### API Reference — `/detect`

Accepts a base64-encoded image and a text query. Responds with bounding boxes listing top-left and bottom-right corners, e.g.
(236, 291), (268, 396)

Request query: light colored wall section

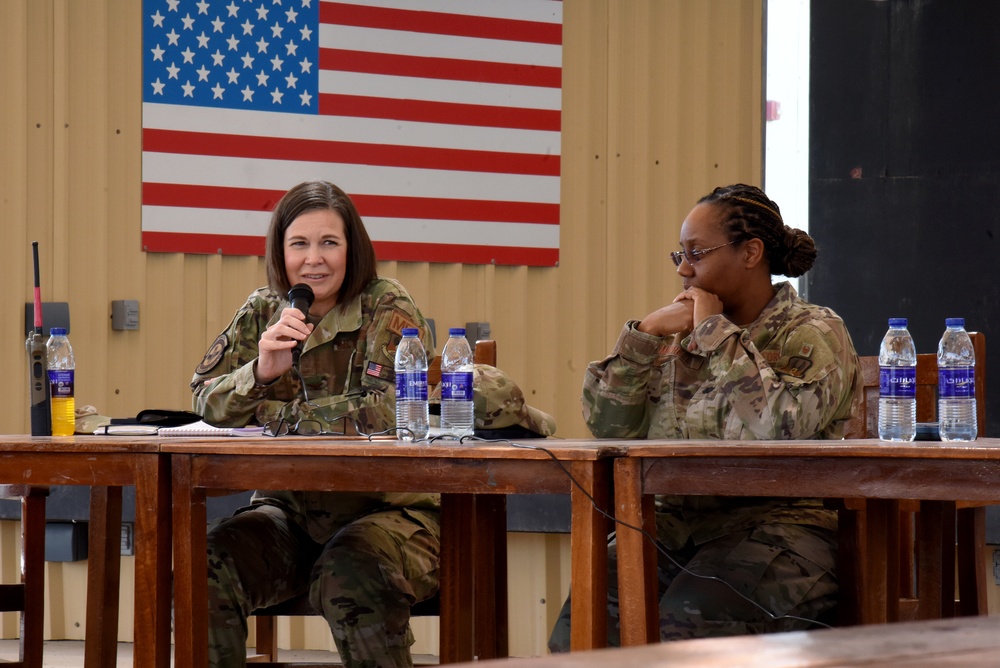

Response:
(0, 0), (763, 657)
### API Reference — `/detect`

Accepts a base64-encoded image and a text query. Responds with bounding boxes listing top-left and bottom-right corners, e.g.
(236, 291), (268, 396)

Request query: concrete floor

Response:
(0, 641), (440, 666)
(0, 641), (356, 667)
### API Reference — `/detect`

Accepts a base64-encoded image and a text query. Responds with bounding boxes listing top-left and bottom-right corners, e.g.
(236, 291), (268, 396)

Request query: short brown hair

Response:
(264, 181), (378, 305)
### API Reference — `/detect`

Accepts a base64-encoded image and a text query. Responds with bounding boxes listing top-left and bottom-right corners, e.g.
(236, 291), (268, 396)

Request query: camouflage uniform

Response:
(549, 282), (862, 650)
(191, 277), (440, 668)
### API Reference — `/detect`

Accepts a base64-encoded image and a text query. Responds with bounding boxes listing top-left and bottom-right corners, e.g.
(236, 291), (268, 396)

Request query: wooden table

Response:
(613, 438), (1000, 646)
(165, 437), (623, 665)
(0, 436), (171, 668)
(443, 615), (1000, 667)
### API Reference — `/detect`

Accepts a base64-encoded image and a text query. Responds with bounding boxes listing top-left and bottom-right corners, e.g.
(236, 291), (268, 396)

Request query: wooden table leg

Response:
(172, 455), (208, 667)
(917, 500), (956, 619)
(615, 458), (656, 646)
(84, 486), (122, 668)
(132, 454), (172, 668)
(864, 498), (898, 624)
(570, 459), (611, 651)
(957, 505), (988, 616)
(473, 495), (508, 660)
(19, 487), (46, 668)
(439, 493), (475, 663)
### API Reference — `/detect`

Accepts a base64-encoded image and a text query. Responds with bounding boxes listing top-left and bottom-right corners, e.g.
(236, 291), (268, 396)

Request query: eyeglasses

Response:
(263, 416), (355, 437)
(669, 240), (739, 267)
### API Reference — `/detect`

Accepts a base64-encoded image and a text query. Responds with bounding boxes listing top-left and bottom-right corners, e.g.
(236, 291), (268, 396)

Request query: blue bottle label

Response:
(47, 369), (75, 398)
(441, 371), (474, 401)
(395, 371), (428, 401)
(879, 367), (916, 398)
(938, 367), (975, 399)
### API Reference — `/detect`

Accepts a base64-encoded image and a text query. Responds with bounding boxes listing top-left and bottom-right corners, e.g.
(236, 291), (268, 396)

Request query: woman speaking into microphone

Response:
(189, 180), (438, 668)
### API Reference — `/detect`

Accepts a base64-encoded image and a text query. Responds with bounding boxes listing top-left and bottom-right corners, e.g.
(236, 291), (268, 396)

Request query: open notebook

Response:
(95, 420), (263, 437)
(158, 420), (264, 437)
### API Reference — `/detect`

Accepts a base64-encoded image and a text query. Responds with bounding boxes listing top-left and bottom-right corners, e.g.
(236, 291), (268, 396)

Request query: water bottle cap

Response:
(449, 327), (466, 336)
(50, 327), (67, 336)
(945, 318), (965, 328)
(402, 328), (419, 337)
(887, 318), (907, 328)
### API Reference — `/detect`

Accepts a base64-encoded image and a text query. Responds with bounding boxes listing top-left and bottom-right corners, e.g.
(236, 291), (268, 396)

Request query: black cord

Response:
(457, 434), (834, 632)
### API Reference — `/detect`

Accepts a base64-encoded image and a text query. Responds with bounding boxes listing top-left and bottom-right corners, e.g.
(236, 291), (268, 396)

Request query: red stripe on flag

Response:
(373, 241), (559, 267)
(141, 232), (558, 266)
(141, 231), (266, 256)
(320, 48), (561, 88)
(142, 129), (560, 176)
(319, 93), (560, 132)
(142, 182), (285, 212)
(322, 2), (562, 45)
(353, 194), (559, 225)
(142, 184), (560, 225)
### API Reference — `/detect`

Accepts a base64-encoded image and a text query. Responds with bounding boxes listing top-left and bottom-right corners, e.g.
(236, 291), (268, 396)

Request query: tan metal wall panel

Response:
(0, 0), (31, 438)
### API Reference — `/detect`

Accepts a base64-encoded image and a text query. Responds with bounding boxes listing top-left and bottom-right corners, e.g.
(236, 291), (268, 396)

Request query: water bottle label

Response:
(47, 369), (75, 398)
(938, 367), (975, 398)
(441, 371), (474, 401)
(879, 367), (915, 398)
(395, 371), (428, 401)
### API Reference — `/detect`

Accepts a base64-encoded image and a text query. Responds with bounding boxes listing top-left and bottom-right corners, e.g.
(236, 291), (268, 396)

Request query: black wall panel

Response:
(808, 0), (1000, 438)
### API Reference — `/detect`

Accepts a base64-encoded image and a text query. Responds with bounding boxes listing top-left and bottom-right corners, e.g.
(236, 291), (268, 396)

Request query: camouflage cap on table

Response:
(430, 364), (556, 436)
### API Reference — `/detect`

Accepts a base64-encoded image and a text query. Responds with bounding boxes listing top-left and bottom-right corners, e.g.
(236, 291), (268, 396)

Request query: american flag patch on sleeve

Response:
(366, 362), (388, 379)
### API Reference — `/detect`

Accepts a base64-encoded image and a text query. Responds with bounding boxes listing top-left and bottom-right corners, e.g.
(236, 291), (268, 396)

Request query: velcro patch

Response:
(366, 361), (392, 380)
(781, 356), (813, 378)
(195, 334), (228, 374)
(761, 350), (781, 364)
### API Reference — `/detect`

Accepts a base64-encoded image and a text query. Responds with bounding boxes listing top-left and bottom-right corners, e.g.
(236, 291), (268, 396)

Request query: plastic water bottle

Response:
(46, 327), (76, 437)
(937, 318), (977, 441)
(440, 328), (475, 437)
(394, 328), (429, 441)
(878, 318), (916, 442)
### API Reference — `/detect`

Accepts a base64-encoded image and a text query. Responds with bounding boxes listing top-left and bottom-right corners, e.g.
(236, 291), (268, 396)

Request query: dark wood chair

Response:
(839, 332), (987, 625)
(0, 485), (48, 668)
(247, 340), (501, 666)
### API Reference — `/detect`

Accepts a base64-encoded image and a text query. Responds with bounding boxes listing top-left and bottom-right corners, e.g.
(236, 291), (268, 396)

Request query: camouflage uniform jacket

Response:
(583, 282), (861, 548)
(190, 277), (439, 543)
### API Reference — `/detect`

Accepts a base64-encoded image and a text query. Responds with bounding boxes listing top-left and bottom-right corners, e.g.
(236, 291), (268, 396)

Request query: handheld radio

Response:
(26, 241), (51, 436)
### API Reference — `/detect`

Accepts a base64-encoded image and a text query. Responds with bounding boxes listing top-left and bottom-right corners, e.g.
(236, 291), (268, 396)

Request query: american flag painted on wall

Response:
(141, 0), (562, 266)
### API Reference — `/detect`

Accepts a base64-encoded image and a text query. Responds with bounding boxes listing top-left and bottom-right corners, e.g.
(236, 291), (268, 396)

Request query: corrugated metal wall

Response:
(0, 0), (763, 654)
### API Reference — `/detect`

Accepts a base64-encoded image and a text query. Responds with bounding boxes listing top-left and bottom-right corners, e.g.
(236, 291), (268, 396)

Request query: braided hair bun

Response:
(697, 184), (817, 277)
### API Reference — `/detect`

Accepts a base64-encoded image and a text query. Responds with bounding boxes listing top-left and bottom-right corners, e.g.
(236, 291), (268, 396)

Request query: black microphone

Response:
(287, 283), (314, 367)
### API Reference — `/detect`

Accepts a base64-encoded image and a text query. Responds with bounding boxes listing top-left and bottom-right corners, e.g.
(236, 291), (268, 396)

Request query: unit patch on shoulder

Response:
(798, 343), (815, 357)
(366, 361), (392, 380)
(195, 334), (228, 374)
(385, 310), (417, 338)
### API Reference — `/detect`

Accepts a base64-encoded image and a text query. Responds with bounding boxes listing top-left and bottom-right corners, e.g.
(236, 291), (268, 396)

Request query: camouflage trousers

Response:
(207, 504), (440, 668)
(548, 523), (838, 651)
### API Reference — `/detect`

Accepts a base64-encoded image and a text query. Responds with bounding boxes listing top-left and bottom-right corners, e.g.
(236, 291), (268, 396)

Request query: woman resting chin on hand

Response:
(549, 183), (863, 650)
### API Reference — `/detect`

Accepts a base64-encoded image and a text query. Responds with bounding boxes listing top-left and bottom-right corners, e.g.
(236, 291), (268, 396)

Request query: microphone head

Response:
(287, 283), (315, 311)
(287, 283), (314, 367)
